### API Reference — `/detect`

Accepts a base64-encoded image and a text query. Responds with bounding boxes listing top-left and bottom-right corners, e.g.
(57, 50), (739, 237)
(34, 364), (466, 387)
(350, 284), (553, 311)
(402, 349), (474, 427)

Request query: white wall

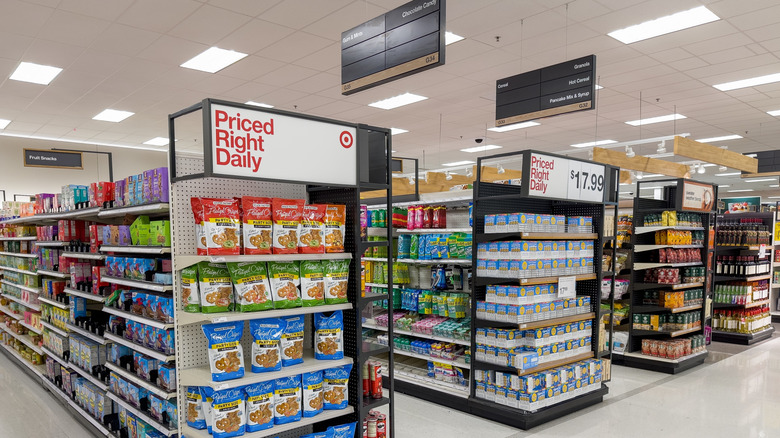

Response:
(0, 136), (168, 201)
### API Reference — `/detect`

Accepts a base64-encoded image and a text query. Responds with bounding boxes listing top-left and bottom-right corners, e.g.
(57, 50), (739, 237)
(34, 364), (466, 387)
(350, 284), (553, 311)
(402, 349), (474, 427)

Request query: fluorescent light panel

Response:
(368, 93), (428, 110)
(10, 62), (63, 85)
(608, 6), (719, 44)
(625, 113), (686, 126)
(715, 172), (741, 177)
(744, 178), (777, 183)
(442, 160), (475, 167)
(0, 119), (10, 129)
(390, 128), (408, 135)
(640, 186), (664, 190)
(595, 85), (603, 90)
(245, 101), (274, 108)
(714, 72), (780, 91)
(570, 139), (617, 148)
(445, 32), (464, 45)
(181, 47), (248, 73)
(695, 135), (742, 142)
(92, 109), (134, 123)
(460, 145), (502, 153)
(143, 137), (169, 146)
(487, 121), (540, 132)
(767, 110), (780, 117)
(0, 132), (165, 152)
(727, 189), (754, 192)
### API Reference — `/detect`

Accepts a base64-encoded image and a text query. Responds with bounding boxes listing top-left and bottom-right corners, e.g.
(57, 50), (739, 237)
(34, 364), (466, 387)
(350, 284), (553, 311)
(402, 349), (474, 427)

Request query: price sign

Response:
(759, 244), (767, 258)
(527, 153), (605, 202)
(568, 160), (605, 202)
(558, 276), (576, 299)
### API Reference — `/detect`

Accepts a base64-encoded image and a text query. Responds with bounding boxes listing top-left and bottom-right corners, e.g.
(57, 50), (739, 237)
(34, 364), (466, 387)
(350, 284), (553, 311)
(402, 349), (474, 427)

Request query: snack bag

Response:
(323, 363), (352, 410)
(242, 196), (272, 255)
(203, 198), (241, 255)
(211, 387), (246, 438)
(323, 259), (350, 304)
(280, 315), (304, 367)
(273, 375), (302, 425)
(198, 262), (234, 313)
(302, 370), (324, 418)
(314, 311), (344, 360)
(249, 318), (285, 373)
(227, 261), (273, 312)
(268, 261), (302, 309)
(324, 205), (346, 253)
(185, 386), (206, 429)
(302, 431), (334, 438)
(202, 321), (244, 381)
(181, 264), (201, 313)
(299, 204), (326, 254)
(328, 423), (357, 438)
(202, 386), (215, 434)
(299, 260), (325, 307)
(271, 198), (304, 254)
(191, 198), (207, 255)
(245, 381), (274, 432)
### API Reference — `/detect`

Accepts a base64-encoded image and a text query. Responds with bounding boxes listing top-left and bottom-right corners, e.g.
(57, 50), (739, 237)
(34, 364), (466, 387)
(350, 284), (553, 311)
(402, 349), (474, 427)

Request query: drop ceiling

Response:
(1, 0), (779, 198)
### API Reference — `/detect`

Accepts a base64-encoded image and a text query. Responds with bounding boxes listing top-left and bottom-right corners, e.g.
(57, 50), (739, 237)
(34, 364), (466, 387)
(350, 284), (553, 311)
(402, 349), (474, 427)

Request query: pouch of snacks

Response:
(185, 386), (206, 429)
(198, 262), (234, 313)
(299, 260), (325, 307)
(181, 264), (201, 313)
(202, 386), (215, 434)
(302, 370), (324, 418)
(249, 318), (285, 373)
(328, 423), (357, 438)
(272, 198), (304, 254)
(302, 431), (333, 438)
(245, 381), (274, 432)
(191, 198), (207, 255)
(323, 259), (350, 304)
(202, 321), (245, 381)
(227, 261), (273, 312)
(314, 311), (344, 360)
(323, 363), (352, 410)
(202, 198), (241, 255)
(268, 261), (302, 309)
(211, 387), (246, 438)
(242, 197), (272, 255)
(324, 205), (346, 253)
(273, 375), (302, 425)
(299, 204), (326, 254)
(280, 315), (304, 367)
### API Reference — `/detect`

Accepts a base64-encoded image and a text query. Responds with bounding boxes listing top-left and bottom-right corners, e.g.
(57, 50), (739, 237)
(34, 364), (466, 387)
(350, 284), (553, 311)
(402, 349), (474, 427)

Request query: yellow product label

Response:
(306, 383), (323, 390)
(203, 277), (231, 284)
(304, 274), (324, 280)
(283, 331), (304, 338)
(255, 340), (279, 346)
(214, 400), (240, 410)
(247, 220), (271, 226)
(212, 341), (239, 350)
(236, 275), (266, 284)
(209, 218), (240, 224)
(277, 220), (298, 226)
(248, 394), (271, 402)
(328, 379), (348, 385)
(276, 388), (297, 396)
(274, 273), (298, 281)
(318, 329), (341, 335)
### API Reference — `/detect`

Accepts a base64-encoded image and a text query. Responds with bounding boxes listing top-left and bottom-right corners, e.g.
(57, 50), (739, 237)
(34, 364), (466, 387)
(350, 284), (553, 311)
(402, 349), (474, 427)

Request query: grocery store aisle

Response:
(0, 351), (93, 438)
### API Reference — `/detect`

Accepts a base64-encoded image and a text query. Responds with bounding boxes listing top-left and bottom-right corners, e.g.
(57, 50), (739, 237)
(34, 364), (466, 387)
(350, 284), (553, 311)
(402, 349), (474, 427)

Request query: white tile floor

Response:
(0, 336), (778, 438)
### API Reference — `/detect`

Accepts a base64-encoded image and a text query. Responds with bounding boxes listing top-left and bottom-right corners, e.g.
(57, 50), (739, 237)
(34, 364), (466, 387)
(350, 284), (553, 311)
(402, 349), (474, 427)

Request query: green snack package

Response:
(226, 261), (273, 312)
(299, 260), (325, 307)
(268, 261), (303, 309)
(197, 261), (233, 313)
(323, 259), (350, 304)
(409, 235), (419, 260)
(181, 264), (201, 313)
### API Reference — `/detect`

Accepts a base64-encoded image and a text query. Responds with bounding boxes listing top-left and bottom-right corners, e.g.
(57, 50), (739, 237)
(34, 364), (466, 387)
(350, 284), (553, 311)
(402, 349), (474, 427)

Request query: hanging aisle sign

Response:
(24, 149), (83, 169)
(524, 152), (605, 202)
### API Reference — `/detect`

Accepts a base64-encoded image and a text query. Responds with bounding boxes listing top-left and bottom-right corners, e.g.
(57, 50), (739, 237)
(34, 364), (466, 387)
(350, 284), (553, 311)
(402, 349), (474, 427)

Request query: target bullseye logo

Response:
(340, 131), (353, 148)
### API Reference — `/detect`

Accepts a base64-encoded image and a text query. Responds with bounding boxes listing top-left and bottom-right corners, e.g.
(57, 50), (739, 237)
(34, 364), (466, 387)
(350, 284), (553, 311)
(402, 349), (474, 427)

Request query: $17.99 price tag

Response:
(567, 160), (605, 202)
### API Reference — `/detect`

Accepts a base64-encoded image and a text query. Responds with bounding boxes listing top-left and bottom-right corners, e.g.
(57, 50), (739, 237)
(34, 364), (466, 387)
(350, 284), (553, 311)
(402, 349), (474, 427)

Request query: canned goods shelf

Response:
(632, 304), (703, 314)
(0, 340), (45, 379)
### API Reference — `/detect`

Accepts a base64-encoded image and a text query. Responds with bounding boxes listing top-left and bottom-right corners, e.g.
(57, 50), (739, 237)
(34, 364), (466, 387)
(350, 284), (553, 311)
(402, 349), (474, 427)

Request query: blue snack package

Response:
(202, 321), (245, 381)
(314, 311), (344, 360)
(185, 386), (206, 429)
(211, 387), (246, 438)
(202, 386), (215, 434)
(245, 381), (274, 432)
(323, 363), (352, 410)
(273, 375), (302, 424)
(249, 318), (285, 373)
(302, 370), (324, 418)
(328, 422), (357, 438)
(301, 431), (334, 438)
(281, 315), (304, 367)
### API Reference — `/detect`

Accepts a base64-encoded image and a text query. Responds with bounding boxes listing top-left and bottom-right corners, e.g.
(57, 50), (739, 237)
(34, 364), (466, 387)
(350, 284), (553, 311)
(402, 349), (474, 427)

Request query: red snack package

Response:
(242, 196), (273, 255)
(272, 198), (304, 254)
(432, 205), (447, 228)
(422, 206), (432, 228)
(202, 198), (241, 255)
(299, 204), (326, 254)
(191, 198), (207, 255)
(324, 205), (346, 253)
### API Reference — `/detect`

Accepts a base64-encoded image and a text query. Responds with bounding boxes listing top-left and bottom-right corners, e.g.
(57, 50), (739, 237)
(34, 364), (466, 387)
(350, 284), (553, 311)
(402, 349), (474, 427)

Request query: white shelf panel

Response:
(98, 203), (170, 218)
(623, 350), (707, 364)
(180, 354), (353, 390)
(35, 240), (67, 247)
(1, 279), (41, 294)
(104, 332), (175, 362)
(634, 262), (703, 270)
(40, 376), (112, 436)
(19, 321), (42, 335)
(65, 323), (107, 344)
(36, 296), (65, 310)
(182, 406), (355, 438)
(102, 306), (173, 329)
(3, 293), (41, 311)
(633, 244), (704, 253)
(365, 282), (404, 288)
(397, 258), (472, 265)
(0, 251), (37, 258)
(362, 257), (392, 262)
(391, 348), (470, 369)
(367, 191), (473, 209)
(393, 371), (469, 398)
(0, 305), (24, 320)
(396, 228), (472, 234)
(100, 245), (171, 255)
(104, 362), (176, 400)
(37, 269), (69, 278)
(177, 303), (353, 326)
(175, 252), (352, 270)
(0, 265), (38, 276)
(635, 226), (705, 235)
(362, 321), (471, 347)
(41, 346), (69, 367)
(61, 252), (105, 260)
(40, 321), (69, 337)
(103, 276), (172, 292)
(106, 391), (177, 436)
(65, 288), (107, 303)
(0, 323), (44, 355)
(0, 341), (45, 379)
(69, 361), (108, 391)
(0, 236), (37, 241)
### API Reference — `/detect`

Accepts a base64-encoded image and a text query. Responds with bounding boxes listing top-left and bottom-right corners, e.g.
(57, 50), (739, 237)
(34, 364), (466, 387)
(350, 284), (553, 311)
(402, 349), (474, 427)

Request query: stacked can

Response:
(363, 360), (383, 399)
(363, 410), (387, 438)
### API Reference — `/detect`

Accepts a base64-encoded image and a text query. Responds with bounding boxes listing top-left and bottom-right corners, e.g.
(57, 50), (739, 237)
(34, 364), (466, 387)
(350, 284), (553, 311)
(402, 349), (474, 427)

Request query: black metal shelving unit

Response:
(622, 178), (716, 374)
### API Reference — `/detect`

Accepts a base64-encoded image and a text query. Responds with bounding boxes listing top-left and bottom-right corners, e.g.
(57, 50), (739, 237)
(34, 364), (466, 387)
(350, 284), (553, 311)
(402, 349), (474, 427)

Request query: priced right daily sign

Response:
(527, 152), (606, 202)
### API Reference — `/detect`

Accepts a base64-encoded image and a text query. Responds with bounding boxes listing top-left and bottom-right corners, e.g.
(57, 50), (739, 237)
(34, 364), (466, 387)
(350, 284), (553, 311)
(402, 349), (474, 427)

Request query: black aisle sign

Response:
(495, 55), (596, 127)
(24, 149), (83, 169)
(341, 0), (446, 95)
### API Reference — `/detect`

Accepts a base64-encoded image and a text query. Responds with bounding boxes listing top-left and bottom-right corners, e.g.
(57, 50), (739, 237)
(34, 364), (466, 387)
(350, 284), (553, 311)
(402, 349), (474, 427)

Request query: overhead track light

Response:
(625, 146), (635, 158)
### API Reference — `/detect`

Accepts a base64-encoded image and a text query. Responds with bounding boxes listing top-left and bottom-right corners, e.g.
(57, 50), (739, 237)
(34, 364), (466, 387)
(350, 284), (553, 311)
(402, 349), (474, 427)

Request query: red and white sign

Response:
(681, 181), (715, 212)
(210, 103), (357, 185)
(527, 153), (605, 202)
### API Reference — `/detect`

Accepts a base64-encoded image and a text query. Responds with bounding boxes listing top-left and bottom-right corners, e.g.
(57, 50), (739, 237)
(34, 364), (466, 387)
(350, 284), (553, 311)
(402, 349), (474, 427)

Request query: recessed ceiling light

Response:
(767, 110), (780, 117)
(181, 47), (248, 73)
(715, 172), (741, 177)
(608, 6), (720, 44)
(625, 113), (686, 126)
(746, 154), (757, 158)
(744, 178), (777, 183)
(390, 128), (408, 135)
(245, 101), (274, 108)
(93, 109), (134, 123)
(718, 185), (730, 188)
(442, 160), (475, 167)
(769, 196), (780, 199)
(368, 93), (428, 110)
(460, 144), (502, 153)
(487, 121), (540, 132)
(727, 189), (754, 193)
(695, 135), (743, 142)
(9, 61), (63, 85)
(0, 119), (10, 129)
(714, 73), (780, 91)
(570, 139), (617, 148)
(643, 174), (665, 178)
(445, 32), (464, 45)
(770, 184), (779, 188)
(0, 132), (165, 152)
(143, 137), (169, 146)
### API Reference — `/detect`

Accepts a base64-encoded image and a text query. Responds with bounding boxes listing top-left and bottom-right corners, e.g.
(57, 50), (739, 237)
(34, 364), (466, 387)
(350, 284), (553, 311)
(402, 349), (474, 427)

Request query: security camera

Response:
(475, 138), (483, 144)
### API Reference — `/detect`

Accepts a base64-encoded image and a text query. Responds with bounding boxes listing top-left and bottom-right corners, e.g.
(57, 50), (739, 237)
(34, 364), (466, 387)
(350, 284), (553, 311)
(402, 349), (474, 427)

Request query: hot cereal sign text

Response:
(210, 103), (357, 185)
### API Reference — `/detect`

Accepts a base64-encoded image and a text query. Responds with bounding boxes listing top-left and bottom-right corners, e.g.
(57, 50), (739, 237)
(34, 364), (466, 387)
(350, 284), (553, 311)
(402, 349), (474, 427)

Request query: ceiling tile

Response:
(37, 8), (111, 47)
(217, 55), (285, 81)
(216, 18), (295, 56)
(255, 31), (331, 64)
(90, 23), (161, 57)
(56, 0), (134, 21)
(0, 31), (35, 60)
(259, 0), (353, 30)
(0, 0), (54, 37)
(169, 4), (251, 45)
(304, 2), (386, 40)
(117, 0), (201, 33)
(206, 0), (282, 17)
